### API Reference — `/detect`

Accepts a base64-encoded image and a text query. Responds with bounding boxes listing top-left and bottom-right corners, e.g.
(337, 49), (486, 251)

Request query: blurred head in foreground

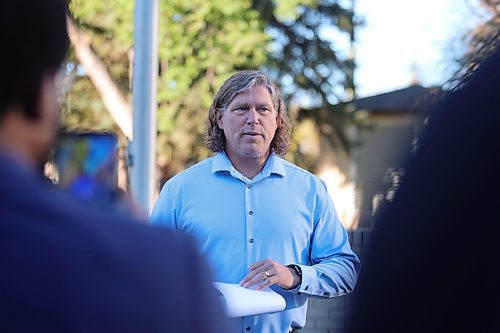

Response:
(348, 47), (500, 333)
(0, 0), (69, 168)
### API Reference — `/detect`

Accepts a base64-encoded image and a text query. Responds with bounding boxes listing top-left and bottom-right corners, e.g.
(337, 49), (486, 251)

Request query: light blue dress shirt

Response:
(150, 152), (360, 333)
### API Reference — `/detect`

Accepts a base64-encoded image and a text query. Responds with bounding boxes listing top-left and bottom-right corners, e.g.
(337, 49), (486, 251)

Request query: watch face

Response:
(288, 264), (302, 277)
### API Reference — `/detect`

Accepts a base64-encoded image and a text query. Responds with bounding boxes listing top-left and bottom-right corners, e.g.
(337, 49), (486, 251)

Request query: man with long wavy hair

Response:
(151, 70), (360, 333)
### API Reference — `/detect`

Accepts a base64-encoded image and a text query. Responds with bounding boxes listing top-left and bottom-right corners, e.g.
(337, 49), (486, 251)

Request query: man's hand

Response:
(239, 259), (301, 290)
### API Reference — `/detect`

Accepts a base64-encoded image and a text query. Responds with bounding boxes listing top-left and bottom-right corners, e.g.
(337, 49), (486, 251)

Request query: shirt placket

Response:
(245, 181), (255, 260)
(243, 180), (255, 332)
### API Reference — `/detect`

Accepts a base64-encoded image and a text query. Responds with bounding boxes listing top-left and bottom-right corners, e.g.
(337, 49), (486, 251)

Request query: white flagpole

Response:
(130, 0), (159, 214)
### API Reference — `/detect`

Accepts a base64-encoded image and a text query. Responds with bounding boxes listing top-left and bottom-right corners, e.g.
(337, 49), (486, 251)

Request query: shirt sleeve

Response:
(291, 181), (361, 298)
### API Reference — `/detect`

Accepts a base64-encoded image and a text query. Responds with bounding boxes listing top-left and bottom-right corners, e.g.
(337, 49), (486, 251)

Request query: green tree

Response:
(253, 0), (355, 104)
(450, 0), (499, 88)
(253, 0), (357, 170)
(155, 0), (268, 177)
(67, 0), (268, 180)
(65, 0), (356, 182)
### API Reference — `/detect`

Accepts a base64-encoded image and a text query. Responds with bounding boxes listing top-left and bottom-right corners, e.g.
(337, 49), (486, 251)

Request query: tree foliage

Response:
(253, 0), (355, 105)
(450, 0), (499, 88)
(65, 0), (356, 181)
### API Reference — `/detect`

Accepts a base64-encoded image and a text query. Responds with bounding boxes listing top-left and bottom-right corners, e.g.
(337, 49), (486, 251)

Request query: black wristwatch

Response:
(287, 264), (302, 286)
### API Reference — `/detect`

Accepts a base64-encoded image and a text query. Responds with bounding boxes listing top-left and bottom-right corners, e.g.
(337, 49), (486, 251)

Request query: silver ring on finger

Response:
(264, 271), (271, 278)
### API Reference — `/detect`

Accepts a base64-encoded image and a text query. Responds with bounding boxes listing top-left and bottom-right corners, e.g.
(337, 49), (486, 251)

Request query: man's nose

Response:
(246, 108), (260, 125)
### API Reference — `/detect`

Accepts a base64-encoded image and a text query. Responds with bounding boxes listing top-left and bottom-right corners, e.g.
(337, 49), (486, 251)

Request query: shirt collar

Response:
(212, 152), (233, 173)
(212, 151), (286, 178)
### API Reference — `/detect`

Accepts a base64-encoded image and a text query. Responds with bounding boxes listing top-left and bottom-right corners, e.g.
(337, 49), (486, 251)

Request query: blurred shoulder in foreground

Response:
(0, 0), (228, 332)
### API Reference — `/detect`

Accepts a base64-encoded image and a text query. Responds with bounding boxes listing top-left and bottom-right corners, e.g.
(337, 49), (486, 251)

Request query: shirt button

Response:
(249, 238), (254, 243)
(247, 184), (252, 188)
(246, 327), (251, 331)
(249, 210), (253, 215)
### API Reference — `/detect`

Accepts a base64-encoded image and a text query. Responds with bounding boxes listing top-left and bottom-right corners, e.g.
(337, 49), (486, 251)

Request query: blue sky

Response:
(353, 0), (485, 97)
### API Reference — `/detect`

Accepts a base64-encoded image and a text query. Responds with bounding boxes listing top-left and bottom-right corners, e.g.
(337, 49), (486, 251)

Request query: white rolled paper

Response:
(213, 282), (286, 318)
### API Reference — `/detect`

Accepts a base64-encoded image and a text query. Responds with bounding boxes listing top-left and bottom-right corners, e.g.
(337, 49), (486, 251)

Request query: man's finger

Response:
(239, 267), (264, 285)
(256, 276), (277, 290)
(241, 261), (271, 284)
(241, 271), (269, 288)
(249, 260), (267, 271)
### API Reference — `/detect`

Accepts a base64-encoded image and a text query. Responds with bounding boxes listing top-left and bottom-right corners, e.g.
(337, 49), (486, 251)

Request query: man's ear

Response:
(216, 109), (223, 129)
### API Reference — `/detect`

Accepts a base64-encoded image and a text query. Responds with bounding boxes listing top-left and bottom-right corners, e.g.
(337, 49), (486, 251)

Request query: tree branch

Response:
(67, 17), (133, 139)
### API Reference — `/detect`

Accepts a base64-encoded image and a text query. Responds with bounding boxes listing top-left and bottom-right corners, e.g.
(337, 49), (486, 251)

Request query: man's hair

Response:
(205, 70), (292, 156)
(0, 0), (69, 119)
